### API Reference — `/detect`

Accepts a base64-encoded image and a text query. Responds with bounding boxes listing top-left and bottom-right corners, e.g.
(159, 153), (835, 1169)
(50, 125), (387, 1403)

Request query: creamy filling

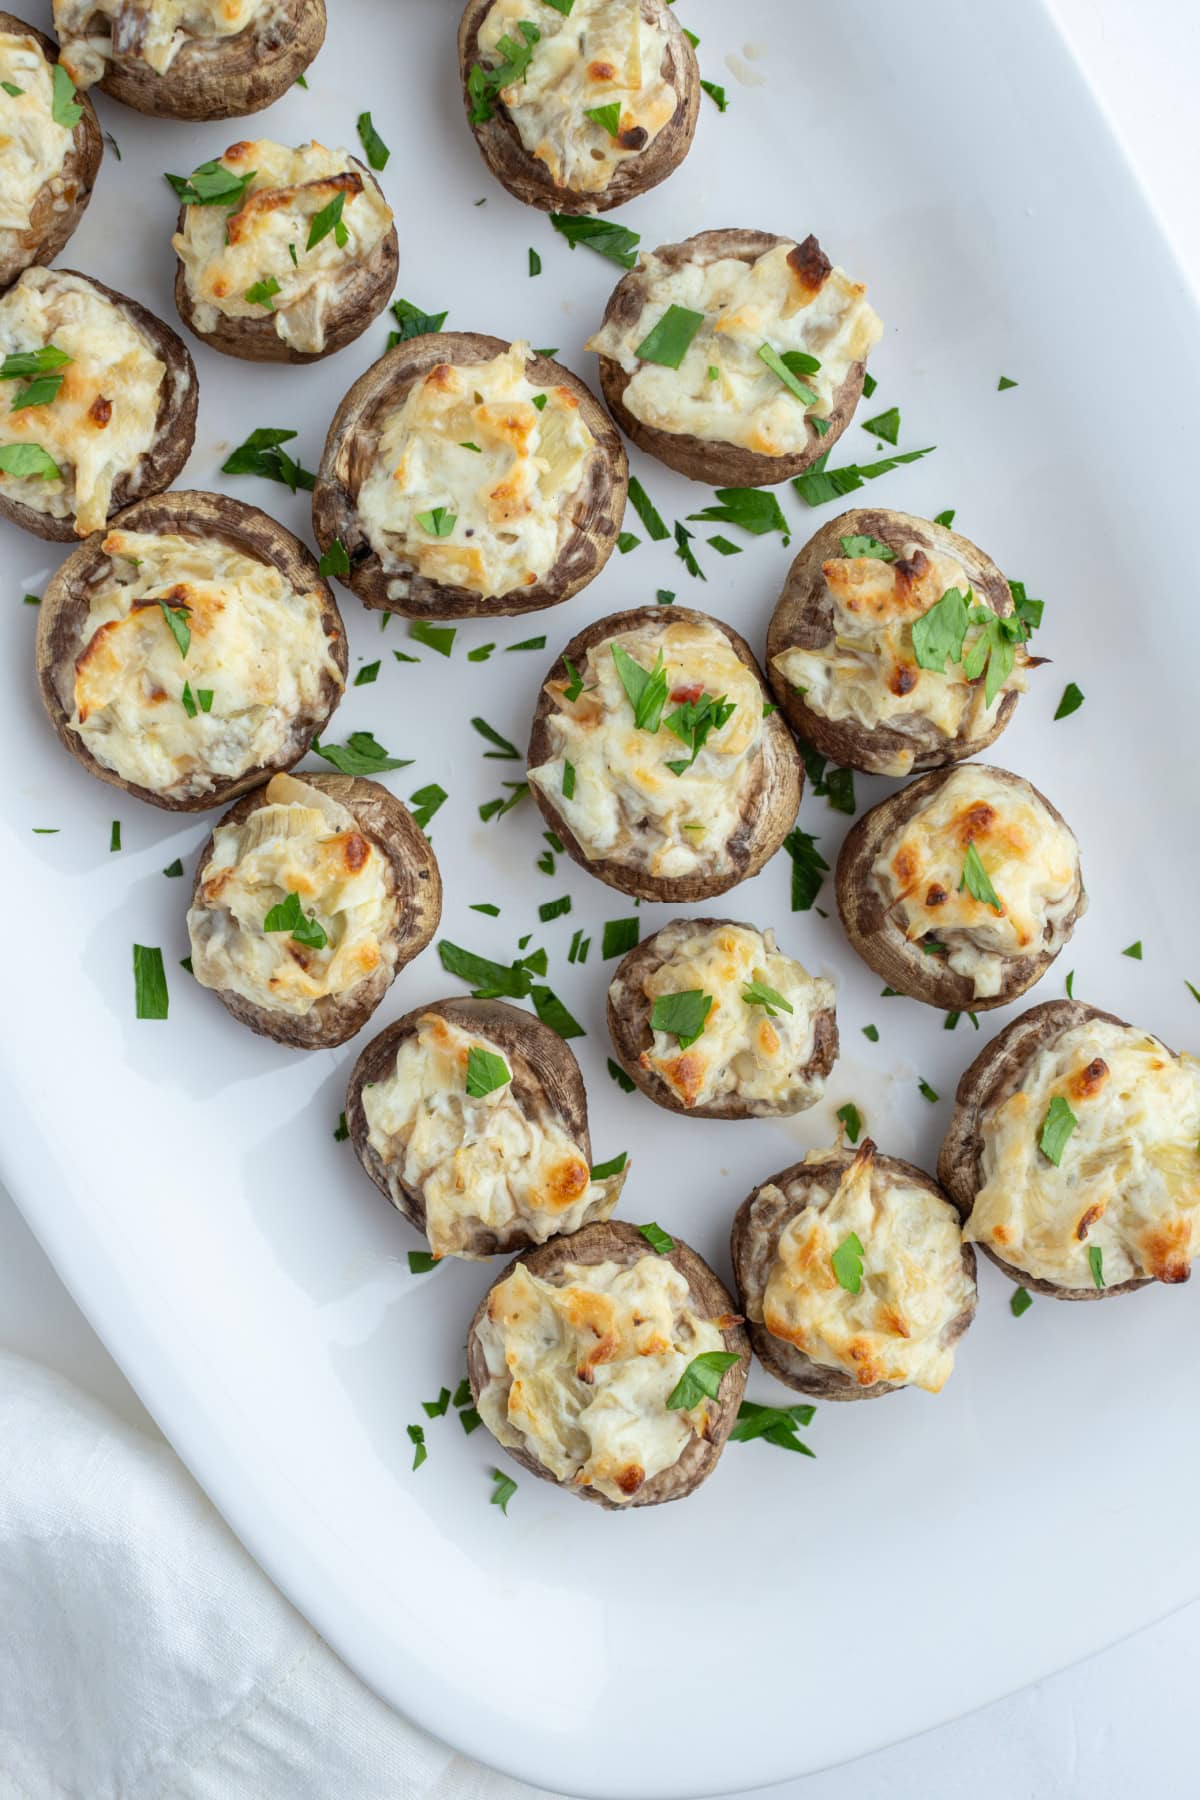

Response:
(0, 33), (74, 240)
(54, 0), (278, 87)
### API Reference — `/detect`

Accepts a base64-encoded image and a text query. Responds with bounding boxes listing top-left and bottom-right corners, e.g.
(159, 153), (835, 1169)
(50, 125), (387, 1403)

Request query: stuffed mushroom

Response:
(939, 1000), (1200, 1300)
(607, 918), (838, 1119)
(0, 14), (102, 294)
(0, 266), (196, 541)
(457, 0), (700, 216)
(311, 332), (627, 621)
(187, 771), (441, 1050)
(467, 1219), (749, 1508)
(527, 606), (803, 903)
(36, 490), (347, 811)
(171, 139), (397, 363)
(52, 0), (325, 120)
(767, 508), (1038, 776)
(346, 997), (626, 1259)
(731, 1142), (977, 1400)
(835, 764), (1085, 1011)
(587, 229), (883, 487)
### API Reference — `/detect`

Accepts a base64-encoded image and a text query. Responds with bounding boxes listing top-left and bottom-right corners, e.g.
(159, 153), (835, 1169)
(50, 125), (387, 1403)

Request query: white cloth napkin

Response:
(0, 1352), (560, 1800)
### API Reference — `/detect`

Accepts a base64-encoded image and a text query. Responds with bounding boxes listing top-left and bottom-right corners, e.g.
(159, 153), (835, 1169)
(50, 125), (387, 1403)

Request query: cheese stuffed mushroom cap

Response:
(52, 0), (326, 120)
(527, 605), (803, 904)
(939, 1000), (1200, 1300)
(36, 491), (348, 812)
(346, 997), (627, 1260)
(187, 771), (442, 1050)
(311, 332), (627, 621)
(0, 14), (103, 294)
(606, 917), (839, 1119)
(731, 1142), (977, 1400)
(457, 0), (700, 216)
(588, 229), (883, 487)
(0, 266), (196, 542)
(467, 1218), (749, 1508)
(767, 508), (1039, 777)
(835, 763), (1086, 1011)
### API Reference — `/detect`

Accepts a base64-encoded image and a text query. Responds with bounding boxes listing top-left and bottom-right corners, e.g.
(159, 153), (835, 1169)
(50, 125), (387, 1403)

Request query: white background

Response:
(3, 1), (1199, 1795)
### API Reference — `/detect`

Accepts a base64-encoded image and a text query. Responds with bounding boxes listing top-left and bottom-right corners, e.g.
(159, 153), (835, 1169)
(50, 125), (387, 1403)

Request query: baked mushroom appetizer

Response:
(52, 0), (325, 120)
(467, 1219), (749, 1508)
(767, 508), (1038, 776)
(587, 230), (883, 486)
(939, 1000), (1200, 1300)
(527, 606), (802, 903)
(0, 266), (196, 541)
(187, 772), (441, 1050)
(836, 764), (1085, 1010)
(171, 139), (397, 363)
(457, 0), (700, 216)
(346, 998), (626, 1259)
(606, 918), (838, 1118)
(0, 14), (102, 293)
(731, 1142), (977, 1400)
(36, 491), (347, 811)
(312, 333), (627, 621)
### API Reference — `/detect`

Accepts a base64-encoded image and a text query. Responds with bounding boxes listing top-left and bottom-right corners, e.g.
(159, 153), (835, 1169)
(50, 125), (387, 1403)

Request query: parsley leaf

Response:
(388, 296), (448, 344)
(466, 1045), (511, 1098)
(635, 304), (705, 368)
(666, 1351), (740, 1411)
(1055, 682), (1085, 720)
(861, 405), (900, 444)
(783, 827), (828, 911)
(489, 1468), (517, 1513)
(831, 1233), (864, 1294)
(601, 918), (639, 959)
(1039, 1094), (1078, 1165)
(836, 1102), (862, 1144)
(743, 981), (793, 1015)
(306, 189), (347, 251)
(793, 445), (935, 507)
(471, 716), (521, 759)
(688, 487), (790, 540)
(468, 22), (541, 122)
(960, 841), (1003, 913)
(1088, 1245), (1104, 1289)
(911, 587), (970, 671)
(222, 427), (315, 491)
(638, 1222), (674, 1254)
(549, 213), (640, 268)
(356, 111), (390, 170)
(165, 159), (255, 209)
(262, 890), (327, 948)
(608, 1057), (636, 1093)
(649, 989), (712, 1049)
(839, 533), (896, 561)
(133, 945), (169, 1020)
(627, 475), (669, 541)
(1011, 1286), (1033, 1317)
(611, 643), (669, 732)
(310, 730), (411, 776)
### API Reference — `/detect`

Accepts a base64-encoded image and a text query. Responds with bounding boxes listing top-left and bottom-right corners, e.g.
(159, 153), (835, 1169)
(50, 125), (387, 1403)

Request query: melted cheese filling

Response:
(772, 545), (1029, 776)
(476, 1255), (726, 1503)
(0, 268), (166, 536)
(477, 0), (677, 197)
(967, 1020), (1200, 1289)
(528, 618), (765, 880)
(587, 241), (883, 455)
(173, 140), (393, 357)
(756, 1148), (974, 1392)
(362, 1012), (621, 1260)
(0, 33), (73, 238)
(188, 774), (396, 1016)
(874, 766), (1081, 999)
(70, 527), (343, 798)
(54, 0), (276, 87)
(356, 342), (596, 602)
(637, 922), (835, 1111)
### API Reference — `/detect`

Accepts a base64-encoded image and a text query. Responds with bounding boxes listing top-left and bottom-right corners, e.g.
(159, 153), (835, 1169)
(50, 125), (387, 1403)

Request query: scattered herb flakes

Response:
(133, 945), (169, 1020)
(1054, 682), (1085, 720)
(470, 902), (500, 916)
(307, 189), (348, 251)
(783, 827), (828, 911)
(673, 520), (705, 580)
(528, 246), (542, 277)
(822, 767), (856, 815)
(831, 1232), (864, 1295)
(439, 939), (532, 999)
(638, 1222), (675, 1254)
(731, 1400), (815, 1456)
(506, 635), (546, 652)
(109, 821), (121, 853)
(933, 508), (956, 527)
(1039, 1094), (1078, 1165)
(617, 531), (641, 554)
(354, 661), (380, 686)
(311, 730), (411, 776)
(538, 894), (571, 922)
(607, 1057), (636, 1093)
(627, 475), (670, 541)
(862, 372), (878, 398)
(1122, 940), (1144, 960)
(479, 780), (528, 822)
(960, 840), (1003, 912)
(407, 1423), (427, 1471)
(162, 858), (184, 878)
(562, 760), (576, 800)
(318, 536), (350, 578)
(408, 783), (447, 830)
(1088, 1244), (1105, 1289)
(422, 1387), (452, 1419)
(333, 1111), (349, 1142)
(861, 406), (900, 445)
(471, 715), (521, 759)
(794, 445), (935, 507)
(221, 426), (315, 492)
(917, 1077), (939, 1103)
(743, 981), (793, 1016)
(839, 533), (896, 561)
(467, 643), (494, 662)
(708, 535), (741, 555)
(590, 1151), (628, 1180)
(836, 1101), (862, 1144)
(549, 212), (640, 268)
(1011, 1286), (1033, 1317)
(758, 341), (818, 404)
(263, 890), (327, 949)
(459, 1406), (482, 1435)
(656, 588), (676, 605)
(689, 486), (790, 540)
(998, 375), (1019, 391)
(1186, 980), (1200, 1005)
(700, 77), (728, 111)
(602, 917), (640, 959)
(409, 620), (455, 657)
(1065, 970), (1076, 999)
(389, 297), (449, 344)
(408, 1250), (439, 1273)
(666, 1351), (741, 1411)
(530, 984), (584, 1039)
(489, 1468), (517, 1513)
(356, 111), (390, 169)
(862, 1024), (880, 1042)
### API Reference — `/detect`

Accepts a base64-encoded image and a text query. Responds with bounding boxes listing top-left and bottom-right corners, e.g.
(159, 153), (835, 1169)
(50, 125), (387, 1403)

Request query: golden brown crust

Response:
(605, 916), (839, 1119)
(730, 1146), (977, 1399)
(526, 605), (803, 904)
(456, 0), (700, 215)
(467, 1218), (749, 1508)
(834, 764), (1086, 1011)
(765, 507), (1025, 775)
(937, 999), (1152, 1301)
(34, 489), (348, 812)
(0, 13), (103, 293)
(594, 229), (867, 487)
(311, 330), (628, 621)
(187, 771), (442, 1050)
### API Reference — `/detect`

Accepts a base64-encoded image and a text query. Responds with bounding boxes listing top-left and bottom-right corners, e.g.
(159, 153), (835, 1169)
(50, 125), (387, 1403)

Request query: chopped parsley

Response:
(638, 1222), (674, 1254)
(466, 1046), (511, 1098)
(650, 989), (712, 1048)
(612, 643), (669, 731)
(601, 918), (640, 959)
(998, 375), (1019, 391)
(416, 505), (456, 538)
(311, 730), (411, 776)
(468, 21), (540, 122)
(549, 212), (640, 268)
(133, 945), (169, 1020)
(109, 821), (121, 853)
(673, 520), (705, 579)
(244, 276), (281, 309)
(318, 537), (350, 578)
(960, 841), (1003, 913)
(1122, 940), (1143, 959)
(836, 1101), (862, 1144)
(439, 939), (532, 999)
(794, 445), (935, 507)
(1039, 1094), (1078, 1165)
(839, 533), (895, 561)
(0, 443), (61, 479)
(742, 981), (793, 1016)
(408, 1250), (439, 1273)
(222, 427), (314, 491)
(635, 304), (705, 368)
(627, 475), (669, 541)
(471, 716), (521, 759)
(831, 1232), (864, 1295)
(730, 1400), (815, 1456)
(407, 783), (447, 830)
(306, 189), (348, 251)
(165, 159), (255, 209)
(356, 111), (390, 170)
(158, 601), (190, 659)
(354, 661), (380, 686)
(758, 342), (817, 404)
(1088, 1245), (1105, 1289)
(584, 100), (621, 138)
(531, 984), (584, 1038)
(388, 296), (448, 345)
(862, 1024), (879, 1042)
(408, 1423), (427, 1471)
(409, 620), (455, 656)
(607, 1057), (636, 1093)
(917, 1077), (939, 1103)
(489, 1468), (517, 1514)
(590, 1152), (628, 1181)
(860, 405), (900, 445)
(1055, 682), (1085, 719)
(688, 486), (790, 540)
(783, 827), (828, 911)
(262, 891), (327, 949)
(666, 1351), (740, 1411)
(538, 895), (571, 921)
(1010, 1286), (1033, 1317)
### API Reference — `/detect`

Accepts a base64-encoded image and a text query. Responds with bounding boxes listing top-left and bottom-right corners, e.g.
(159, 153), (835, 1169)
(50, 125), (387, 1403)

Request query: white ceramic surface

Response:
(3, 2), (1200, 1795)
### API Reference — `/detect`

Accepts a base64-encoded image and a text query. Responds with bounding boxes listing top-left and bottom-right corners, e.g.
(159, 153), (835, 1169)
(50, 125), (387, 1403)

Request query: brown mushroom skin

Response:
(730, 1147), (977, 1399)
(347, 997), (602, 1257)
(65, 0), (326, 120)
(766, 508), (1024, 776)
(311, 331), (628, 621)
(606, 917), (839, 1119)
(938, 999), (1156, 1301)
(35, 491), (348, 813)
(834, 765), (1086, 1011)
(527, 606), (804, 904)
(0, 271), (197, 542)
(456, 0), (700, 216)
(188, 772), (442, 1051)
(0, 13), (103, 293)
(594, 230), (868, 488)
(467, 1218), (749, 1508)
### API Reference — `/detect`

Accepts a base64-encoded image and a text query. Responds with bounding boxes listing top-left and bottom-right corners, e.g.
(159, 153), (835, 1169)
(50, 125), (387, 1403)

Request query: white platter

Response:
(4, 2), (1200, 1794)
